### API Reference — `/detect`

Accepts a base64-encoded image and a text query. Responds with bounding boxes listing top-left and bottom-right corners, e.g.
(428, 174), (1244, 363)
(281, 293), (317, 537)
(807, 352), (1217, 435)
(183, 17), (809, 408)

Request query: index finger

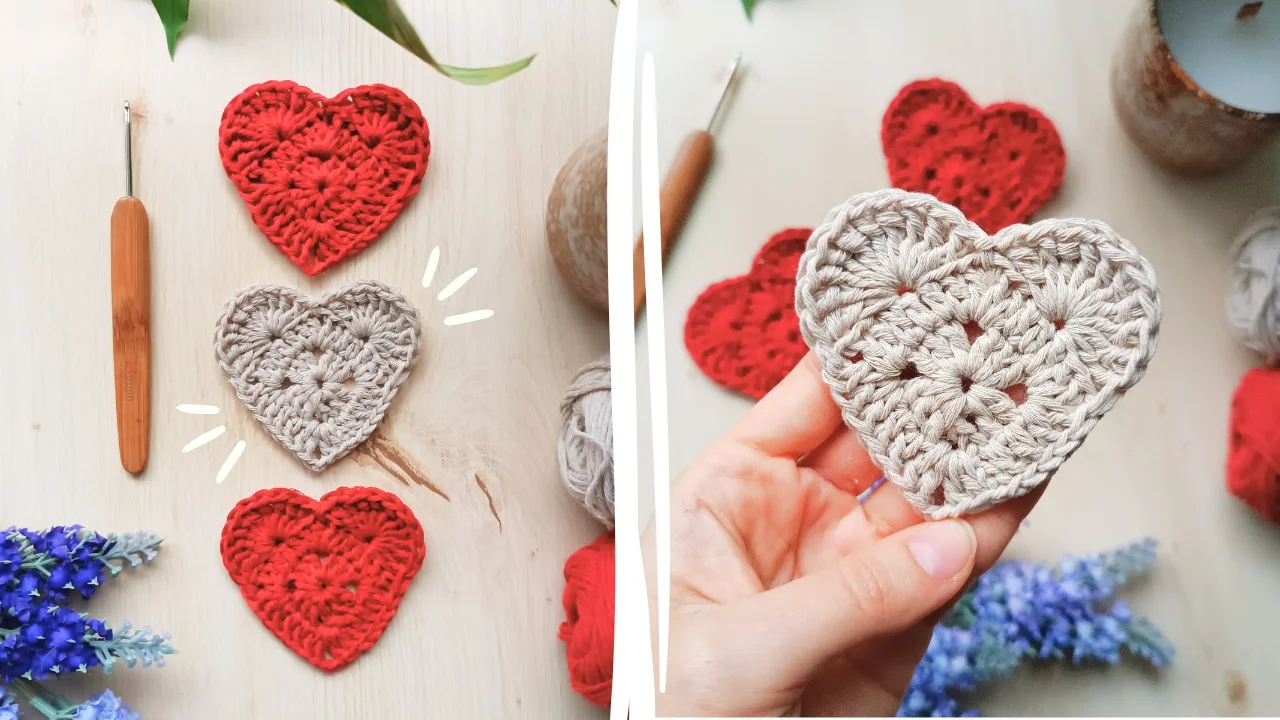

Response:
(724, 352), (844, 459)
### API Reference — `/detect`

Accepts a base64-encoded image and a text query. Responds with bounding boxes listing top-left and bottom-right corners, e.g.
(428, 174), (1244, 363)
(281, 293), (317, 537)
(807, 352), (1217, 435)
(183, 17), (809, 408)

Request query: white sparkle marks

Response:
(176, 404), (219, 415)
(421, 246), (441, 288)
(182, 426), (226, 452)
(444, 310), (494, 326)
(177, 404), (246, 484)
(437, 267), (478, 301)
(425, 251), (489, 327)
(216, 441), (247, 484)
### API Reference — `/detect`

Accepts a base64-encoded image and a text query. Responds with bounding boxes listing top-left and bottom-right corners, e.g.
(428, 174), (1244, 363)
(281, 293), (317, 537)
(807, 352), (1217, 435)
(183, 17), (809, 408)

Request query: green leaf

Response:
(336, 0), (535, 86)
(434, 58), (536, 85)
(149, 0), (189, 59)
(741, 0), (756, 20)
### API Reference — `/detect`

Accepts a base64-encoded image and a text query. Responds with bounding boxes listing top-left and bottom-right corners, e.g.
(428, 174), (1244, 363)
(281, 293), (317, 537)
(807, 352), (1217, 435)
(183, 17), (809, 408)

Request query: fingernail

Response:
(908, 520), (976, 580)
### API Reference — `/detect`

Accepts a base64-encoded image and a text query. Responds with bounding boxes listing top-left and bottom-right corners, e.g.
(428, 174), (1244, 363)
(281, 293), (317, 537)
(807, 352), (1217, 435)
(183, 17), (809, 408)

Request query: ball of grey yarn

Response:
(1227, 207), (1280, 360)
(558, 355), (614, 528)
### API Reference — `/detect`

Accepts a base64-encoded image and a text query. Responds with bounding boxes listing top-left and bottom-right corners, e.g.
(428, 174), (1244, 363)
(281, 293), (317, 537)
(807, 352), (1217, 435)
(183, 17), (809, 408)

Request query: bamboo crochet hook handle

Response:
(112, 102), (151, 475)
(633, 53), (743, 320)
(631, 131), (714, 318)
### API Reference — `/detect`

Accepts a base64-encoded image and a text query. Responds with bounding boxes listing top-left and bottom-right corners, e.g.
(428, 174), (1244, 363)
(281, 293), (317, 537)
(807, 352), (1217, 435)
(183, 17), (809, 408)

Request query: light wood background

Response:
(0, 0), (614, 717)
(635, 0), (1280, 715)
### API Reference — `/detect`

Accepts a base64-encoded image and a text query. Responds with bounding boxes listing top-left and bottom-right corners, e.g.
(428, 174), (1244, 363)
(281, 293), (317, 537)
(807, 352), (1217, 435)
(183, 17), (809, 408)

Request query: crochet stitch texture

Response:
(218, 81), (431, 276)
(882, 79), (1065, 234)
(684, 228), (812, 399)
(214, 281), (421, 471)
(220, 486), (426, 672)
(795, 190), (1160, 519)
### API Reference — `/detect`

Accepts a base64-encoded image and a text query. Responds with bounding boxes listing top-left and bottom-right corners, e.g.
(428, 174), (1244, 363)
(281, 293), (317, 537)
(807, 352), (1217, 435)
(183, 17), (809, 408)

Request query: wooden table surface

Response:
(0, 1), (613, 717)
(636, 0), (1280, 715)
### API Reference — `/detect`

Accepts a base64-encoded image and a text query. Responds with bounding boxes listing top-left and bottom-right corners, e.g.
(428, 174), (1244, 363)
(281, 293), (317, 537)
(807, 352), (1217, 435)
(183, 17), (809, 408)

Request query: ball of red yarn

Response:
(558, 531), (614, 708)
(1228, 367), (1280, 522)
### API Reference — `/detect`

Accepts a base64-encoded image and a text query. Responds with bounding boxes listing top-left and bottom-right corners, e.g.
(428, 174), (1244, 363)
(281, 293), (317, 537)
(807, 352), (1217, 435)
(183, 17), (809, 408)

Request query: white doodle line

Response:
(216, 441), (247, 485)
(181, 425), (225, 452)
(605, 0), (647, 714)
(444, 309), (495, 326)
(421, 246), (441, 288)
(420, 245), (494, 326)
(640, 52), (672, 697)
(176, 404), (219, 415)
(437, 267), (477, 300)
(177, 405), (247, 483)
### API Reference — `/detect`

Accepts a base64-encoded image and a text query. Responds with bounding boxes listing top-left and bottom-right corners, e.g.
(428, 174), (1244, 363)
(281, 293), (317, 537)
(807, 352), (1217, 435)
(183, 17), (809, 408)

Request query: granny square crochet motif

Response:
(220, 486), (426, 672)
(795, 190), (1161, 519)
(214, 281), (421, 471)
(218, 81), (431, 276)
(684, 228), (813, 400)
(881, 79), (1066, 234)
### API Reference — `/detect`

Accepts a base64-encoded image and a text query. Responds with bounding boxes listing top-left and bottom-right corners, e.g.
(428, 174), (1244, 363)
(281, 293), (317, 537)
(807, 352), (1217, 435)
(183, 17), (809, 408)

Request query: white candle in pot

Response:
(1112, 0), (1280, 174)
(1158, 0), (1280, 114)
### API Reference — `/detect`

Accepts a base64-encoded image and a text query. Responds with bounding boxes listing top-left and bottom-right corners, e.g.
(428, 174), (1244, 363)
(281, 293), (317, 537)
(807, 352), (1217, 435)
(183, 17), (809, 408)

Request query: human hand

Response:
(644, 353), (1043, 717)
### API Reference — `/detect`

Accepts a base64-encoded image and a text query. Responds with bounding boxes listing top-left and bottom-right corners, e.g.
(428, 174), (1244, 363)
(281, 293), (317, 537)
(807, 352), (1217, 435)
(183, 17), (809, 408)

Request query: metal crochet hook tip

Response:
(705, 52), (744, 134)
(123, 102), (133, 198)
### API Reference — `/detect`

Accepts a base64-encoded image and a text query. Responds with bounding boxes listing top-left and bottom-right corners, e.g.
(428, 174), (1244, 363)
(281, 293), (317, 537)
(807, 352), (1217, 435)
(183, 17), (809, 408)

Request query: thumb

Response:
(727, 519), (977, 679)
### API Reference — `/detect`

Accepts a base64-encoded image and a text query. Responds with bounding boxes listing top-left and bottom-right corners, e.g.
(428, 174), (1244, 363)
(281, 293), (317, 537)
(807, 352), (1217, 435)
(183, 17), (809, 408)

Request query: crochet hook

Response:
(111, 101), (151, 475)
(633, 52), (743, 319)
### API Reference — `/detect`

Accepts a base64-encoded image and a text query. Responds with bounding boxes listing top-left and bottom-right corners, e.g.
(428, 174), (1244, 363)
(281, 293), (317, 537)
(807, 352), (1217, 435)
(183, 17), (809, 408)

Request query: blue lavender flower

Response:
(0, 686), (18, 720)
(0, 527), (170, 684)
(0, 605), (109, 681)
(0, 535), (23, 588)
(8, 680), (141, 720)
(9, 528), (108, 604)
(0, 528), (162, 612)
(898, 539), (1174, 717)
(1, 573), (42, 631)
(68, 690), (141, 720)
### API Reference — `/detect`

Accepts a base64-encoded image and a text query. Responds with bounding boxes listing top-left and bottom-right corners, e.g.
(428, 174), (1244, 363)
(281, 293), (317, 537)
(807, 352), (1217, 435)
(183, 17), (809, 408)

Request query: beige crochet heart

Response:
(214, 281), (422, 471)
(795, 190), (1160, 519)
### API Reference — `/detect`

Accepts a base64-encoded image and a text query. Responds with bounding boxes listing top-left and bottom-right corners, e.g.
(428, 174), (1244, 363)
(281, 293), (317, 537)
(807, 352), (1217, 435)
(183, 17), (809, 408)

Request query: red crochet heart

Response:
(218, 81), (431, 276)
(220, 486), (426, 672)
(685, 228), (811, 400)
(881, 79), (1065, 233)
